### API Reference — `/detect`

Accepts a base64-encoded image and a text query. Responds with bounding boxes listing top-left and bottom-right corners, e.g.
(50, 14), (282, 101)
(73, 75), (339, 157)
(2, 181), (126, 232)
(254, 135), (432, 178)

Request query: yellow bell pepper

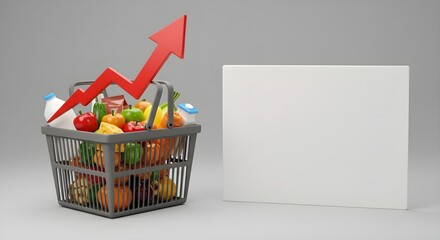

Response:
(143, 106), (164, 127)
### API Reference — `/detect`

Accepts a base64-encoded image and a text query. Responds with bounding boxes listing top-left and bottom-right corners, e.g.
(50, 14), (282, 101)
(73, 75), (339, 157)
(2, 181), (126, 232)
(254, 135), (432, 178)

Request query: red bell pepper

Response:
(73, 111), (98, 132)
(123, 121), (146, 132)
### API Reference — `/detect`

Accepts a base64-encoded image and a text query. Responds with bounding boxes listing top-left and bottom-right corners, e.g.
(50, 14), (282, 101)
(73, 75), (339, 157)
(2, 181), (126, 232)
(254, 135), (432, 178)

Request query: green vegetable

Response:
(92, 102), (107, 125)
(149, 170), (160, 182)
(79, 142), (96, 166)
(123, 142), (143, 165)
(89, 185), (101, 204)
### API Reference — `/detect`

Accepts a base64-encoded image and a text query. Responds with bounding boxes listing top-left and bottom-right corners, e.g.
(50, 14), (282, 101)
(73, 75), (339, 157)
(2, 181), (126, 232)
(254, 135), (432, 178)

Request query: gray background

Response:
(0, 0), (439, 239)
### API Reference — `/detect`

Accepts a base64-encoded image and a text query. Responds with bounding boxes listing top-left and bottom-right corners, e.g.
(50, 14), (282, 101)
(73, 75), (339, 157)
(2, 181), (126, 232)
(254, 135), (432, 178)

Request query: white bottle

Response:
(44, 93), (77, 130)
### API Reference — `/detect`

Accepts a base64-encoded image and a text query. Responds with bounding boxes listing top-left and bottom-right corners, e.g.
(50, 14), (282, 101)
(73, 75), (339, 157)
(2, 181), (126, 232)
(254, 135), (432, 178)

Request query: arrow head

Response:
(149, 15), (187, 59)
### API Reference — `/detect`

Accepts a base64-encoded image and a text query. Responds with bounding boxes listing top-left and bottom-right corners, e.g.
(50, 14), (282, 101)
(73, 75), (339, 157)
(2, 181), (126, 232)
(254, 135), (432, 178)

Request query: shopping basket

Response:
(41, 80), (201, 218)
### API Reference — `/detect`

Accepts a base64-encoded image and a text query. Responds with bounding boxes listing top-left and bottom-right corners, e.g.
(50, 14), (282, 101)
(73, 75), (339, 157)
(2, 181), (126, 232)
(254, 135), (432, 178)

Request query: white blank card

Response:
(223, 65), (409, 209)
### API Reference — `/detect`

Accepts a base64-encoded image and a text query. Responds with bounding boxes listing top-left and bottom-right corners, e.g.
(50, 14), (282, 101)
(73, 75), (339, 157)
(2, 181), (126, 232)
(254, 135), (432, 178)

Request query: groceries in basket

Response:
(60, 90), (193, 208)
(68, 138), (182, 209)
(43, 90), (199, 133)
(43, 86), (199, 211)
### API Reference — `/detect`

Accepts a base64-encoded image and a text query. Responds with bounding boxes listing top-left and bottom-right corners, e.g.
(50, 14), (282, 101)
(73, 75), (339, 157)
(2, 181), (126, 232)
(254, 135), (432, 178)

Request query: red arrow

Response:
(47, 15), (187, 123)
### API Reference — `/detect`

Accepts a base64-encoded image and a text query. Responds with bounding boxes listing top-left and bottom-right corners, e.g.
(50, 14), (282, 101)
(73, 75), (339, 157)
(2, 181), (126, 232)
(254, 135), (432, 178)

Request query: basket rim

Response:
(41, 124), (201, 143)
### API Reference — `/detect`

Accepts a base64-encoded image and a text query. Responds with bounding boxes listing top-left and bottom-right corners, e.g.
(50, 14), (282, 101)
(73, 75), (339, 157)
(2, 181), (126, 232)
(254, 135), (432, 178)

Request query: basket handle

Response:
(68, 80), (175, 130)
(69, 81), (109, 99)
(155, 80), (175, 129)
(145, 80), (175, 130)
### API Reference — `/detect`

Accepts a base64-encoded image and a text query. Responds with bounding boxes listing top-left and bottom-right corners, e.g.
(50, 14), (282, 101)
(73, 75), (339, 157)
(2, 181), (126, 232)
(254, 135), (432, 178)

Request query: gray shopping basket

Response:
(41, 80), (201, 218)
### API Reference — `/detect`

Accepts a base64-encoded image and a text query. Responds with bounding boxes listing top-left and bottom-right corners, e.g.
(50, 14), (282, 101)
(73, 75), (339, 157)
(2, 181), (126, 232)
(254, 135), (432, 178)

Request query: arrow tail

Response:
(47, 49), (168, 123)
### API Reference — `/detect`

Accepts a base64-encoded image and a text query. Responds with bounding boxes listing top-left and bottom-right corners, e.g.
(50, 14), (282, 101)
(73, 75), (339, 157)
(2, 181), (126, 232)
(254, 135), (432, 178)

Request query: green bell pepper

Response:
(123, 142), (143, 165)
(79, 142), (96, 166)
(92, 102), (107, 125)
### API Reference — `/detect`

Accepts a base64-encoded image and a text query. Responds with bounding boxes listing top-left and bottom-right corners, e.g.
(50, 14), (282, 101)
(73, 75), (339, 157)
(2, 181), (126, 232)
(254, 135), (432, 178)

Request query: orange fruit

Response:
(97, 185), (132, 211)
(134, 99), (152, 112)
(114, 165), (130, 186)
(158, 112), (184, 129)
(141, 143), (164, 166)
(93, 151), (121, 169)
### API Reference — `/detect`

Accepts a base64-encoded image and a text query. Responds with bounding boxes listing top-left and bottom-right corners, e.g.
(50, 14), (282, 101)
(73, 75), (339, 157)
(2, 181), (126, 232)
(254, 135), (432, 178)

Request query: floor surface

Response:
(1, 155), (439, 240)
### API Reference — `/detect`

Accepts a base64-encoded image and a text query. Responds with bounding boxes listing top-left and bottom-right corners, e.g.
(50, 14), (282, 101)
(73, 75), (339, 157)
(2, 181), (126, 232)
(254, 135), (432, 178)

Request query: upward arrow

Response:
(47, 15), (187, 123)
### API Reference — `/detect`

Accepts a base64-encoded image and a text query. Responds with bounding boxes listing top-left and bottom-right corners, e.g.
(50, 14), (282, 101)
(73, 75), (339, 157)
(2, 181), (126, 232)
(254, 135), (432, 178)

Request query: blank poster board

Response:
(222, 65), (409, 209)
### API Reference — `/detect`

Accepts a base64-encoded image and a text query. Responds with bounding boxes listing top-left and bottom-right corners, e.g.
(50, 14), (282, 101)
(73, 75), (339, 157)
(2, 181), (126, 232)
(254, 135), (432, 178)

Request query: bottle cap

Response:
(44, 93), (56, 101)
(178, 103), (199, 114)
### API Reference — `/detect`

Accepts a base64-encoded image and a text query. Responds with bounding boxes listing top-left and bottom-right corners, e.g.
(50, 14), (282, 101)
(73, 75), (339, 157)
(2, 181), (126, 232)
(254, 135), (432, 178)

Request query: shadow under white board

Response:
(222, 65), (409, 209)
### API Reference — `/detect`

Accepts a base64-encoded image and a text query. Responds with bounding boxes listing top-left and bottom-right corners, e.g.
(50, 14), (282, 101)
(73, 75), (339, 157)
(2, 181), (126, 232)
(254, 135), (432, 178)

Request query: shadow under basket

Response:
(41, 124), (201, 218)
